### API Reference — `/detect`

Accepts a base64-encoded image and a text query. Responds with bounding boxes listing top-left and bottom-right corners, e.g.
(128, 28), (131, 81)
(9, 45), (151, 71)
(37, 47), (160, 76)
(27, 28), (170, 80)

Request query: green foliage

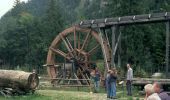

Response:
(96, 60), (105, 75)
(0, 0), (169, 75)
(135, 66), (148, 77)
(0, 88), (143, 100)
(44, 0), (64, 40)
(0, 0), (65, 72)
(105, 0), (170, 75)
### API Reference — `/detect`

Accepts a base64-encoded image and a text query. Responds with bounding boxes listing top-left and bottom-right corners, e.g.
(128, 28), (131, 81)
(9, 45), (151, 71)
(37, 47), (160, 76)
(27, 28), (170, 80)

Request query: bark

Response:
(0, 70), (39, 92)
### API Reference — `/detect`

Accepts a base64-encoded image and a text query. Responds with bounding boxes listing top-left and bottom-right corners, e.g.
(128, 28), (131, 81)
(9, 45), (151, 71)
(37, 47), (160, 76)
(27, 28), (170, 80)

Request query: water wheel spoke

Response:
(88, 44), (100, 55)
(77, 32), (81, 58)
(78, 68), (89, 85)
(50, 47), (70, 60)
(66, 37), (74, 51)
(66, 37), (78, 58)
(81, 29), (91, 50)
(75, 49), (87, 56)
(60, 34), (74, 57)
(78, 32), (81, 49)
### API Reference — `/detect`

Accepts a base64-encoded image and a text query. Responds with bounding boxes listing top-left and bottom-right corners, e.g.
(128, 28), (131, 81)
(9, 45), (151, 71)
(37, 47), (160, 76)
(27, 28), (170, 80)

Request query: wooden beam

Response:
(99, 28), (109, 71)
(111, 26), (116, 67)
(118, 31), (121, 68)
(60, 34), (74, 57)
(50, 47), (70, 60)
(78, 12), (170, 28)
(88, 44), (100, 55)
(166, 21), (169, 77)
(111, 26), (120, 67)
(113, 32), (121, 56)
(81, 30), (91, 50)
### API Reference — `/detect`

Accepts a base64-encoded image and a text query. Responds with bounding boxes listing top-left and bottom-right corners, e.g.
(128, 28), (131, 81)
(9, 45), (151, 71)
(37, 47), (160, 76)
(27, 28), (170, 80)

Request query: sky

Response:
(0, 0), (28, 18)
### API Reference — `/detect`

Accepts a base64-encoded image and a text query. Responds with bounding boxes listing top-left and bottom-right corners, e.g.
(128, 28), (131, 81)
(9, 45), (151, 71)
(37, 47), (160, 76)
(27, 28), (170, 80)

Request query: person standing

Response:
(90, 67), (100, 93)
(108, 68), (117, 99)
(126, 63), (133, 96)
(94, 67), (100, 93)
(106, 70), (111, 98)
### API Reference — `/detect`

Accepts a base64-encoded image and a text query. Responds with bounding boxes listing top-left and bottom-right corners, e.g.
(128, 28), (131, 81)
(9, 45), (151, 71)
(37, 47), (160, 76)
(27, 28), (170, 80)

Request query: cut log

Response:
(0, 70), (39, 93)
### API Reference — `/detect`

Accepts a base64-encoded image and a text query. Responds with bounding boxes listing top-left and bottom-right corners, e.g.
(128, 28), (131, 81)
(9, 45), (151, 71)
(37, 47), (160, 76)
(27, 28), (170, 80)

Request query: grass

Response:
(0, 86), (143, 100)
(0, 90), (92, 100)
(0, 94), (50, 100)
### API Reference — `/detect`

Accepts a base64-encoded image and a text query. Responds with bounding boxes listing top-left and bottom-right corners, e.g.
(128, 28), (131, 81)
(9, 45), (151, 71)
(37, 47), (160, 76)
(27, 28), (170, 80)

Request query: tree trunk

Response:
(0, 70), (39, 92)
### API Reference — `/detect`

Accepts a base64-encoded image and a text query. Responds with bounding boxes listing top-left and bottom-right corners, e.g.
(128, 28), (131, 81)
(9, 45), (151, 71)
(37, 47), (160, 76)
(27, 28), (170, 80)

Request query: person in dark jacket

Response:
(153, 82), (170, 100)
(108, 68), (117, 99)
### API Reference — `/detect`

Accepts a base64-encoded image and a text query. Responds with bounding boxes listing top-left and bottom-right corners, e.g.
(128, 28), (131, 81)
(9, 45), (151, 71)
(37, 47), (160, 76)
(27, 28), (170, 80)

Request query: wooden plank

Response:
(59, 85), (90, 87)
(133, 78), (170, 81)
(74, 73), (82, 85)
(50, 78), (91, 81)
(78, 68), (89, 85)
(135, 14), (151, 20)
(152, 12), (166, 18)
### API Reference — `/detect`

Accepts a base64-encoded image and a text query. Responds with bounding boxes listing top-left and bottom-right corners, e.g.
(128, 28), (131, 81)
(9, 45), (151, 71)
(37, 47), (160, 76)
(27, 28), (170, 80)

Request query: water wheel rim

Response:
(46, 26), (111, 82)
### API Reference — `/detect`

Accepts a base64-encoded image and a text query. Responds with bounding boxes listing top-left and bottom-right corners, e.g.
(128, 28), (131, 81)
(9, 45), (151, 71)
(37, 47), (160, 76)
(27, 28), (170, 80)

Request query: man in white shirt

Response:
(126, 63), (133, 96)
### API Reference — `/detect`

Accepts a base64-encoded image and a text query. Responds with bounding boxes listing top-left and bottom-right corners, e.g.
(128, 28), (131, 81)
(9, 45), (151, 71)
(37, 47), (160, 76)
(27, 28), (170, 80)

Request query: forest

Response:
(0, 0), (169, 76)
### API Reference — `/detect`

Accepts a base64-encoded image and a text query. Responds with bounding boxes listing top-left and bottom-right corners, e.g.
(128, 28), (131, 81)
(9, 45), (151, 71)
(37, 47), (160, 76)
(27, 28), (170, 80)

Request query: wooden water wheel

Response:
(46, 26), (111, 85)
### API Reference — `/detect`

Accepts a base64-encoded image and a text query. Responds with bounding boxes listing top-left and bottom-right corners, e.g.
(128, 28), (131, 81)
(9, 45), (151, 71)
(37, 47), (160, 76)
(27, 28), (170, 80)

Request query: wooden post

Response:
(111, 26), (120, 67)
(63, 63), (66, 79)
(118, 29), (121, 68)
(99, 28), (109, 75)
(166, 21), (169, 77)
(111, 26), (116, 67)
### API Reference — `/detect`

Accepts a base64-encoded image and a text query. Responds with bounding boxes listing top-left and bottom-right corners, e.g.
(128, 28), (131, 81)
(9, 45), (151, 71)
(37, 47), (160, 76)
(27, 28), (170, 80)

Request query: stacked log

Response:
(0, 70), (39, 95)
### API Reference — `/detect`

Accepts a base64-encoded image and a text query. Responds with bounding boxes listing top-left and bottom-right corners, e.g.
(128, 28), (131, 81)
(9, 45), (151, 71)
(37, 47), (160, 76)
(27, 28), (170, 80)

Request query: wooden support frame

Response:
(78, 12), (170, 75)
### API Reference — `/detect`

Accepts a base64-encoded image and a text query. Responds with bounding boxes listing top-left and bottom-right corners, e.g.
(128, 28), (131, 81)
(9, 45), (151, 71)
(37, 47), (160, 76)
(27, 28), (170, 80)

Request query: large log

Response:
(0, 70), (39, 92)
